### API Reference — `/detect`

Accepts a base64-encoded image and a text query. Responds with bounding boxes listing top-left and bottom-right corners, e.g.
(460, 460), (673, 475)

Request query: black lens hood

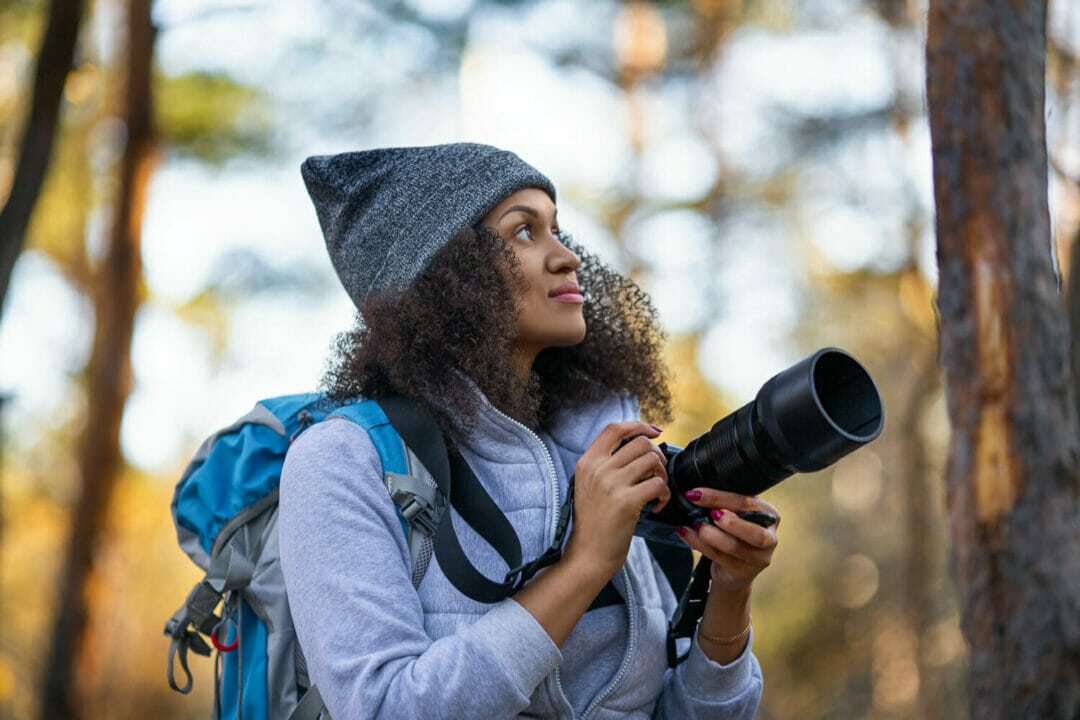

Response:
(755, 347), (884, 473)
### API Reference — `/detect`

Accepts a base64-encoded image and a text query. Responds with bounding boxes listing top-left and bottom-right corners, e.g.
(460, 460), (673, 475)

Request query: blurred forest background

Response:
(2, 0), (1080, 718)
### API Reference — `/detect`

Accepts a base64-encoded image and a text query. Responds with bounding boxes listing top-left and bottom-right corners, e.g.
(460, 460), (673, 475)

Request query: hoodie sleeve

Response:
(279, 417), (561, 720)
(654, 630), (763, 719)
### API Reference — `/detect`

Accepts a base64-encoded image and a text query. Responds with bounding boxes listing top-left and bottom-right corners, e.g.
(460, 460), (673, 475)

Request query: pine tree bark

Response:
(927, 0), (1080, 717)
(1066, 230), (1080, 417)
(0, 0), (85, 319)
(38, 0), (156, 717)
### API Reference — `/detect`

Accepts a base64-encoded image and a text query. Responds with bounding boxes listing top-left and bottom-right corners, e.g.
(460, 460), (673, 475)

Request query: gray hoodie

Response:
(278, 389), (763, 719)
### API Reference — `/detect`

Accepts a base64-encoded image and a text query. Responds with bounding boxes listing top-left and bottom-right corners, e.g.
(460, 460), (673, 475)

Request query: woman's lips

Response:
(550, 283), (584, 304)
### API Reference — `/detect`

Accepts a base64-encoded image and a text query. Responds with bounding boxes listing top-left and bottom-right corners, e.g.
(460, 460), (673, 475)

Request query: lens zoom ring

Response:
(705, 415), (748, 481)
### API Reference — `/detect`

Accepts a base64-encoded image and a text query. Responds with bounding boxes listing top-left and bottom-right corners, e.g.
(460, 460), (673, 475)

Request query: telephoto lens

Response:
(635, 347), (884, 545)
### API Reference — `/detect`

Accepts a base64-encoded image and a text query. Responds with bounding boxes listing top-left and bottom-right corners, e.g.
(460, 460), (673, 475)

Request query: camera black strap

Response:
(666, 556), (714, 668)
(432, 452), (524, 603)
(377, 397), (695, 630)
(434, 458), (574, 603)
(378, 396), (573, 604)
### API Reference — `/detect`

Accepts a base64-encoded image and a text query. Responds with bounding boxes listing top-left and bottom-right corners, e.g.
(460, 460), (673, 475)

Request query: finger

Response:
(695, 521), (775, 566)
(693, 522), (755, 564)
(651, 444), (667, 472)
(683, 488), (757, 513)
(699, 526), (777, 578)
(648, 475), (672, 513)
(625, 475), (669, 511)
(746, 497), (781, 527)
(615, 451), (668, 486)
(609, 435), (661, 467)
(636, 436), (668, 469)
(675, 525), (759, 573)
(709, 509), (778, 550)
(685, 489), (782, 527)
(594, 422), (662, 456)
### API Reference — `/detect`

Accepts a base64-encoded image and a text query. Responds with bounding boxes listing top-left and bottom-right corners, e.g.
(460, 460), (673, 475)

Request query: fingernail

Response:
(684, 490), (702, 502)
(649, 424), (663, 433)
(694, 523), (705, 532)
(711, 509), (724, 521)
(675, 526), (688, 537)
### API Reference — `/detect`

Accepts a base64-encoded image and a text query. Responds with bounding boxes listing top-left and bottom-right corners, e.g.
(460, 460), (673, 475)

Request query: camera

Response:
(634, 347), (885, 545)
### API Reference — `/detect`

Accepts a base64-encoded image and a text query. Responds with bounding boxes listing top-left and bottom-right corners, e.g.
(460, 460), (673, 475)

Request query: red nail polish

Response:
(684, 490), (702, 502)
(675, 526), (688, 537)
(711, 509), (724, 521)
(649, 424), (663, 433)
(694, 523), (705, 532)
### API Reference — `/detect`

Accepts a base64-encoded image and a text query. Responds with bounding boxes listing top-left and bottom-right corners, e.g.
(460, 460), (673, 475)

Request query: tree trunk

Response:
(38, 0), (156, 717)
(0, 0), (85, 320)
(1065, 229), (1080, 417)
(926, 1), (1080, 718)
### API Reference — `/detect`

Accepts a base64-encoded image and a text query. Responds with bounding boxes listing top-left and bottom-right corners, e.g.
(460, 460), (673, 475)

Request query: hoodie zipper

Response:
(482, 403), (575, 717)
(482, 404), (562, 542)
(481, 403), (642, 719)
(484, 404), (641, 719)
(581, 567), (637, 720)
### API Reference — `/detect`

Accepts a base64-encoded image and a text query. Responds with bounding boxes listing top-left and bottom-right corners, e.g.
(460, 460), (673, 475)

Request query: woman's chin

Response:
(560, 327), (588, 348)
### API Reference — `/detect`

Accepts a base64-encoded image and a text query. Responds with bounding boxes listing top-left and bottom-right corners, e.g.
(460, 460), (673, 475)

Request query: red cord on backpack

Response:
(211, 628), (239, 652)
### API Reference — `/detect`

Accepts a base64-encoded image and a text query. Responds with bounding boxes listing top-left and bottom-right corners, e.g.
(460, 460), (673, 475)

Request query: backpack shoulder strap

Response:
(330, 397), (447, 586)
(331, 396), (573, 606)
(665, 555), (713, 668)
(646, 539), (693, 600)
(644, 538), (707, 669)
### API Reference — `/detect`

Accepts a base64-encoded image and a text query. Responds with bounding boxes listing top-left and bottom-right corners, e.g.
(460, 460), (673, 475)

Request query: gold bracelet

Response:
(697, 616), (752, 646)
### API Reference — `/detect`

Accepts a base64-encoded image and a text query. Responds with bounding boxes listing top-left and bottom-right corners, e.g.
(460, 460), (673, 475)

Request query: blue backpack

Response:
(164, 393), (699, 720)
(164, 394), (445, 720)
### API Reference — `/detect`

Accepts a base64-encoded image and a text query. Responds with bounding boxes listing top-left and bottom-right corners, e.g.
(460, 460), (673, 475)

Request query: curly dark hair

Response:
(322, 225), (671, 440)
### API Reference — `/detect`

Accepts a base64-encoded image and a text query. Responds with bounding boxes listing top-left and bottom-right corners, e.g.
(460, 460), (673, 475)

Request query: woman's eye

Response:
(514, 226), (533, 241)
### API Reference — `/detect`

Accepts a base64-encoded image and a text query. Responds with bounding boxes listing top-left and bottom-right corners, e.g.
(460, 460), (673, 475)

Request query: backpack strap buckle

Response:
(187, 580), (226, 635)
(385, 471), (444, 537)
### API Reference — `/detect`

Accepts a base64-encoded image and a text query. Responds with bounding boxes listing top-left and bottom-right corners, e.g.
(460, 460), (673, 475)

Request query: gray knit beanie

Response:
(301, 142), (556, 308)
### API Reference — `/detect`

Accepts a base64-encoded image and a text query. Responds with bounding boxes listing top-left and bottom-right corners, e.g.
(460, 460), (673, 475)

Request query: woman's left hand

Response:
(676, 489), (780, 592)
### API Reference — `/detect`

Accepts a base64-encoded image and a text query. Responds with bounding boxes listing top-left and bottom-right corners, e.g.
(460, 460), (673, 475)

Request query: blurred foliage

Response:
(155, 71), (273, 164)
(0, 460), (212, 718)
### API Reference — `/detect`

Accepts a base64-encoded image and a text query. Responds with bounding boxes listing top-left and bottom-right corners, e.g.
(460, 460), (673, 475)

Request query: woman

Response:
(279, 143), (780, 719)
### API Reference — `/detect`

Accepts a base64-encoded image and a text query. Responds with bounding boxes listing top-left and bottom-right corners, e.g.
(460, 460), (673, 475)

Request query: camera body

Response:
(634, 347), (884, 545)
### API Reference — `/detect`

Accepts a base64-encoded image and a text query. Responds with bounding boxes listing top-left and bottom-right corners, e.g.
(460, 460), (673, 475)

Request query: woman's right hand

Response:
(513, 422), (669, 647)
(563, 422), (671, 578)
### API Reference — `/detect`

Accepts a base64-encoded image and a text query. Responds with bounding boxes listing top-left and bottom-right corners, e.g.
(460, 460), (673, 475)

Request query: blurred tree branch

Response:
(0, 0), (85, 322)
(39, 0), (155, 716)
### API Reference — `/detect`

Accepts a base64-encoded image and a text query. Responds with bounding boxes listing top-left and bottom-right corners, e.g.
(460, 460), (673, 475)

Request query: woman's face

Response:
(479, 187), (586, 372)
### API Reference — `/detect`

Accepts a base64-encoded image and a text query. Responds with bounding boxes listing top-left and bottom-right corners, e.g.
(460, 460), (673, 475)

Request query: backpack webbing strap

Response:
(165, 605), (212, 694)
(375, 397), (450, 501)
(384, 469), (441, 579)
(289, 685), (327, 720)
(666, 556), (714, 667)
(165, 535), (261, 694)
(646, 539), (694, 603)
(378, 397), (529, 602)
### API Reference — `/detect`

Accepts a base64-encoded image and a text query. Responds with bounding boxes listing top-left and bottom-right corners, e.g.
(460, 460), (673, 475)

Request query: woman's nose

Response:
(549, 237), (580, 273)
